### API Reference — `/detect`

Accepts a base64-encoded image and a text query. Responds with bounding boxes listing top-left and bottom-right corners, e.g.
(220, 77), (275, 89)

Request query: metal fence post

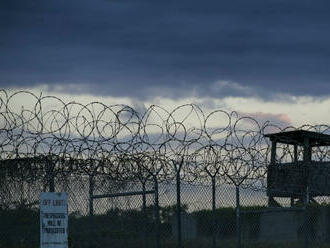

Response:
(176, 171), (182, 248)
(89, 174), (94, 216)
(236, 185), (241, 248)
(88, 173), (95, 242)
(154, 177), (160, 248)
(47, 159), (55, 192)
(212, 176), (216, 248)
(142, 182), (148, 248)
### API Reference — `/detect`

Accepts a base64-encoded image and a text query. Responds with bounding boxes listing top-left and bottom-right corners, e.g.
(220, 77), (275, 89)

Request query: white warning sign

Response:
(40, 192), (68, 248)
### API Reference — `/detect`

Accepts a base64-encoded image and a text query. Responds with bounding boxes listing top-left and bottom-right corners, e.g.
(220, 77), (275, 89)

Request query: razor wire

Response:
(1, 90), (330, 208)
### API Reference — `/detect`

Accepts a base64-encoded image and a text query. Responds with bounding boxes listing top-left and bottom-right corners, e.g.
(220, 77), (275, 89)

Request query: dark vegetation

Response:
(0, 205), (259, 248)
(1, 204), (330, 248)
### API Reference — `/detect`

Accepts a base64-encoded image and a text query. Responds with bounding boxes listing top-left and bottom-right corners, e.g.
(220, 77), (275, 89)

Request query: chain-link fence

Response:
(1, 90), (330, 248)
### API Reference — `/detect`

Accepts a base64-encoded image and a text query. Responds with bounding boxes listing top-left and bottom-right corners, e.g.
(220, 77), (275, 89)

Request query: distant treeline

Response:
(0, 204), (265, 248)
(2, 204), (329, 248)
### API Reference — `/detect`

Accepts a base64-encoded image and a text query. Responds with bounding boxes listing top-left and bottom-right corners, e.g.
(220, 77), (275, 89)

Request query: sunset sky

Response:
(1, 0), (330, 127)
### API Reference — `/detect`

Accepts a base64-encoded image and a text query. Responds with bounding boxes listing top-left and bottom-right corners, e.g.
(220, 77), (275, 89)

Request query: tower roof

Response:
(264, 130), (330, 146)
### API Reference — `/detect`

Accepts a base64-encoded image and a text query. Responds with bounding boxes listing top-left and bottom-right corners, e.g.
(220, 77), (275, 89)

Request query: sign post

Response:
(40, 192), (68, 248)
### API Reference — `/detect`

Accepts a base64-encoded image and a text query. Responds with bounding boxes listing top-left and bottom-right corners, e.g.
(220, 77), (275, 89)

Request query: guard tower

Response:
(265, 130), (330, 206)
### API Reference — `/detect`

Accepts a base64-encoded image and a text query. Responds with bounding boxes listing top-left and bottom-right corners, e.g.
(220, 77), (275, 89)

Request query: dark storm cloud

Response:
(1, 0), (330, 99)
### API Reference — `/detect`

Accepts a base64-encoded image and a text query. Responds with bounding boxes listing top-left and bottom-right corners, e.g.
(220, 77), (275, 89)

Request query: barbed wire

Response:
(0, 89), (330, 195)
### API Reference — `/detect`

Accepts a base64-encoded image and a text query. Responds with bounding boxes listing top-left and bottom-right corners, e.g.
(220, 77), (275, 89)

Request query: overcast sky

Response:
(1, 0), (330, 127)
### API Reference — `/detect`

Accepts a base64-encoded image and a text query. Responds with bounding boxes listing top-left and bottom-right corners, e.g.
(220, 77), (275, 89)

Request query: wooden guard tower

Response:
(265, 130), (330, 207)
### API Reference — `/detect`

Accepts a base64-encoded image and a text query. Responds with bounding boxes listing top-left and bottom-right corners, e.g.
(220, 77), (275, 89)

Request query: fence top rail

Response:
(92, 190), (155, 199)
